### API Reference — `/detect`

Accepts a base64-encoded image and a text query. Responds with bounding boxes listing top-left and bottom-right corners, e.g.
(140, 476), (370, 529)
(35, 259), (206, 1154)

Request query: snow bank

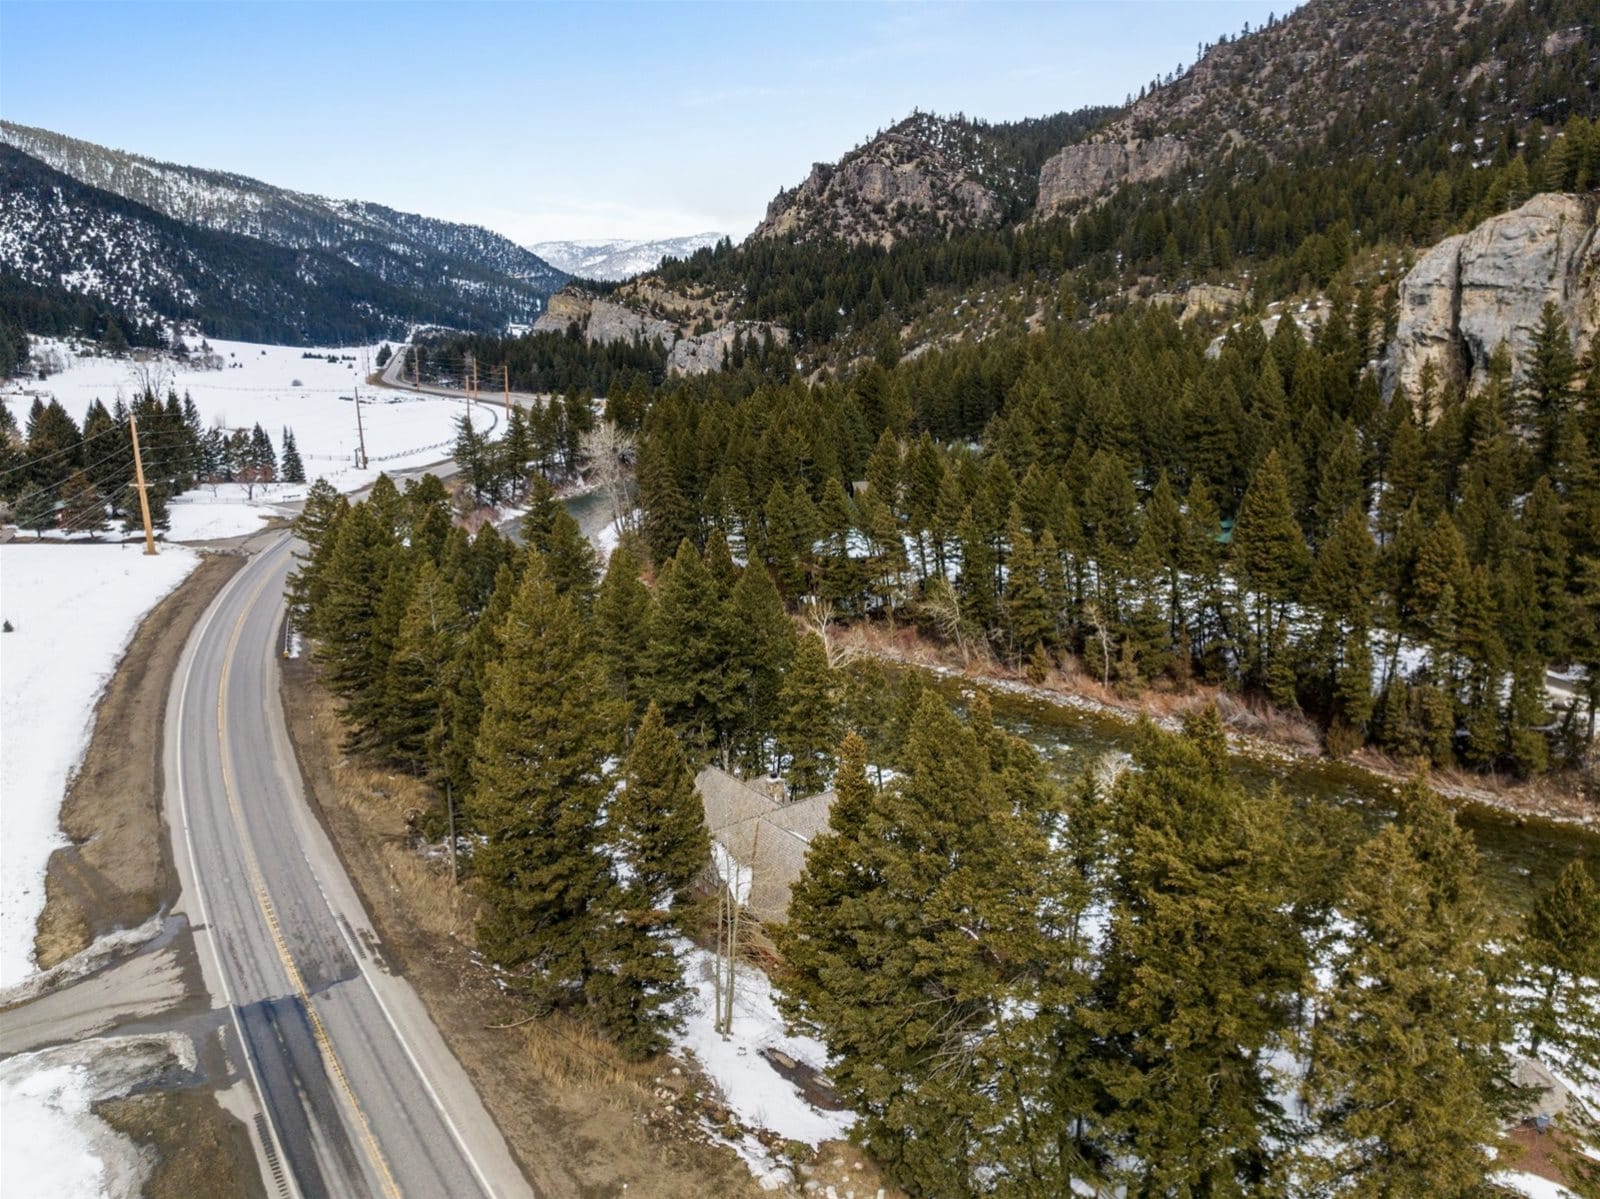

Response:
(0, 543), (199, 984)
(674, 942), (855, 1151)
(1496, 1171), (1578, 1198)
(0, 1034), (195, 1199)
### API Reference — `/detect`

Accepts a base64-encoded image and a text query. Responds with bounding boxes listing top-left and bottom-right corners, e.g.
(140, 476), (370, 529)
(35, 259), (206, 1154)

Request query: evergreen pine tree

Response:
(594, 544), (651, 703)
(776, 634), (838, 797)
(643, 540), (742, 763)
(1233, 448), (1310, 686)
(1310, 810), (1502, 1198)
(521, 477), (597, 602)
(1097, 713), (1305, 1195)
(60, 469), (106, 537)
(280, 427), (306, 483)
(1517, 859), (1600, 1078)
(15, 480), (53, 537)
(613, 702), (710, 909)
(383, 558), (464, 775)
(287, 481), (344, 623)
(313, 501), (397, 713)
(726, 561), (795, 772)
(777, 700), (1065, 1195)
(469, 556), (626, 1004)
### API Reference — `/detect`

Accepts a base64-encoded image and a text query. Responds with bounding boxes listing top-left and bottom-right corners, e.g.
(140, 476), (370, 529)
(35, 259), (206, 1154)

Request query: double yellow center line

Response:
(218, 567), (402, 1199)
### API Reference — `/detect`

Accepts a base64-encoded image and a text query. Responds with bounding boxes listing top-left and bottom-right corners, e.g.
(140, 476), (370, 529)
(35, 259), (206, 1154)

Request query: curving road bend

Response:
(164, 532), (532, 1199)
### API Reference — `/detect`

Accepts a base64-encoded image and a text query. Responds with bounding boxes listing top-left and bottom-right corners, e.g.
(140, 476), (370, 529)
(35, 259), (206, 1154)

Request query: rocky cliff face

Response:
(1386, 193), (1599, 409)
(1036, 136), (1188, 215)
(754, 115), (1007, 247)
(531, 284), (785, 375)
(1029, 0), (1586, 217)
(668, 322), (790, 374)
(530, 288), (676, 347)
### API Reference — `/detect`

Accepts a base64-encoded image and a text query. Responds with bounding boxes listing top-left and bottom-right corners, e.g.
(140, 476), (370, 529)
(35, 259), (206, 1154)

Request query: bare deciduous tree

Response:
(802, 596), (861, 670)
(579, 420), (636, 535)
(921, 576), (975, 668)
(127, 355), (174, 404)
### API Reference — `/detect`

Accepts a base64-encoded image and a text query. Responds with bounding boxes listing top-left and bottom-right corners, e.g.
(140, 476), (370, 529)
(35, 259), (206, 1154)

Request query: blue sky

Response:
(0, 1), (1291, 245)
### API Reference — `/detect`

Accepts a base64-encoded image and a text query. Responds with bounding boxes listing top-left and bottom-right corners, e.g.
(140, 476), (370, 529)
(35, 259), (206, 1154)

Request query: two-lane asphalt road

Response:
(165, 532), (531, 1198)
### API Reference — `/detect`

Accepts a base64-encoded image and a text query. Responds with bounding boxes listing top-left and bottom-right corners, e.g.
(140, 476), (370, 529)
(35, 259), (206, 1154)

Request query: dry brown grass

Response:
(97, 1088), (265, 1199)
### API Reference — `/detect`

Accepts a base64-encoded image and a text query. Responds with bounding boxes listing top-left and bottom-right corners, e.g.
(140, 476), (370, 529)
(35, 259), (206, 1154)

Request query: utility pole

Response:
(354, 386), (369, 470)
(503, 363), (511, 418)
(128, 407), (157, 556)
(463, 352), (474, 423)
(445, 779), (458, 885)
(413, 343), (421, 388)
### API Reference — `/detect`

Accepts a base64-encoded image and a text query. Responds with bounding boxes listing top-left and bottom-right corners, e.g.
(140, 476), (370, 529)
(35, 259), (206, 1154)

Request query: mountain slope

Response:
(0, 146), (536, 344)
(528, 234), (729, 281)
(754, 108), (1112, 247)
(0, 121), (568, 334)
(1036, 0), (1599, 213)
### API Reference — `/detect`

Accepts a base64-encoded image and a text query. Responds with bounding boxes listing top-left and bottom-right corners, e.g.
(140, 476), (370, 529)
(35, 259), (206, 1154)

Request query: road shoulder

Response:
(33, 552), (245, 969)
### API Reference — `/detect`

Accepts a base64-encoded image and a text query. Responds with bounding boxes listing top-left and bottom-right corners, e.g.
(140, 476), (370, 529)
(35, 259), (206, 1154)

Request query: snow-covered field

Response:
(5, 337), (495, 540)
(0, 543), (199, 985)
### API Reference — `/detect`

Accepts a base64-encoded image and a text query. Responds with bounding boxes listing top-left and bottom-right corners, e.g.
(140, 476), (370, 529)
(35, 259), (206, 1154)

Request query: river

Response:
(926, 675), (1600, 926)
(498, 484), (622, 548)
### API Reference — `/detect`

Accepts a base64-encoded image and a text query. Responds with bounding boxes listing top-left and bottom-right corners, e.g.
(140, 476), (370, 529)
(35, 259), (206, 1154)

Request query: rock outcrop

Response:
(531, 287), (591, 334)
(1385, 193), (1599, 408)
(1036, 135), (1188, 214)
(754, 115), (1007, 247)
(532, 284), (786, 376)
(668, 322), (790, 374)
(531, 288), (675, 347)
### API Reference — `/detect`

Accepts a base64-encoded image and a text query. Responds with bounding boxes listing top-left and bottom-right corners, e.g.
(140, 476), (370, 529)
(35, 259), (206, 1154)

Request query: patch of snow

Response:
(1495, 1171), (1578, 1198)
(0, 1034), (194, 1199)
(163, 484), (292, 541)
(0, 543), (199, 984)
(673, 941), (855, 1153)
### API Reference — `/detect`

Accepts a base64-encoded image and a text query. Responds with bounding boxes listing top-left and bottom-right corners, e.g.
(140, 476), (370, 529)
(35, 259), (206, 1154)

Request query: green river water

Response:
(925, 674), (1600, 927)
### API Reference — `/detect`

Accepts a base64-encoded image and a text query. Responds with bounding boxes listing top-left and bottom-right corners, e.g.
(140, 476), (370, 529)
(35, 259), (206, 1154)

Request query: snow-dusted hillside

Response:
(527, 233), (726, 281)
(0, 124), (568, 342)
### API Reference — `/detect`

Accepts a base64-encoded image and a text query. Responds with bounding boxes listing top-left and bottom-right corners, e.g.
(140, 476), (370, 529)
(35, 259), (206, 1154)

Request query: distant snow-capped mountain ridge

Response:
(0, 121), (570, 344)
(527, 233), (727, 281)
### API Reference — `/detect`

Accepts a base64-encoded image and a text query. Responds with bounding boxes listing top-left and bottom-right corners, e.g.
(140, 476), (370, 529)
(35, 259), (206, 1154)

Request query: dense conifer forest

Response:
(11, 0), (1599, 1190)
(290, 445), (1600, 1193)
